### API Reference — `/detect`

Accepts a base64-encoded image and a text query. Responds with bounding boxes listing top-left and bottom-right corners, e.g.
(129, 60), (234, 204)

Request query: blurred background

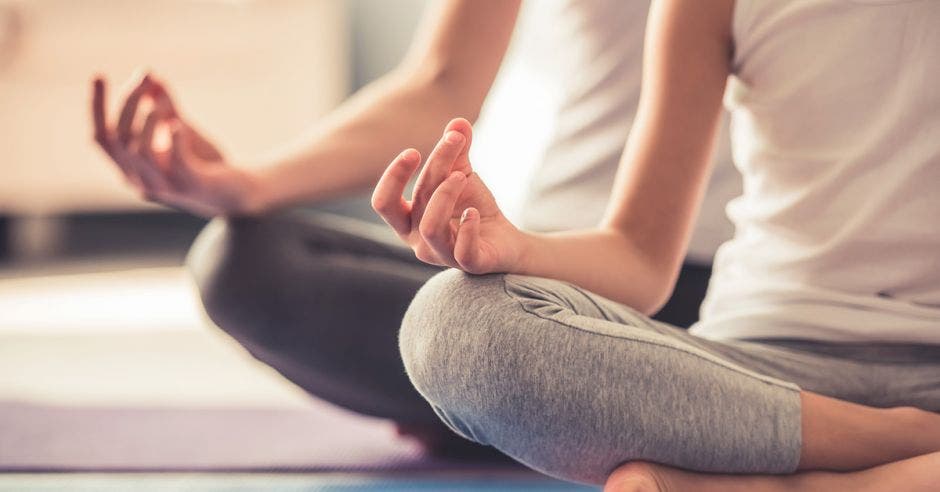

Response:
(0, 0), (557, 271)
(0, 0), (577, 485)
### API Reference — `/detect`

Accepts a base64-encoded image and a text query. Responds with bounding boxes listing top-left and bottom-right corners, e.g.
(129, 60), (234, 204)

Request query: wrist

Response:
(232, 167), (274, 216)
(510, 229), (541, 276)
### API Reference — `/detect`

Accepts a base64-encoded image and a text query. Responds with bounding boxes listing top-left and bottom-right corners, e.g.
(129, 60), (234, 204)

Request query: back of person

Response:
(693, 0), (940, 344)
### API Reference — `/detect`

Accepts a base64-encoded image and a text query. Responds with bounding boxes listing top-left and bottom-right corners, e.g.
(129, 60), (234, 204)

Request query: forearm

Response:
(243, 0), (521, 214)
(509, 0), (733, 313)
(247, 68), (478, 213)
(367, 0), (729, 316)
(515, 229), (675, 315)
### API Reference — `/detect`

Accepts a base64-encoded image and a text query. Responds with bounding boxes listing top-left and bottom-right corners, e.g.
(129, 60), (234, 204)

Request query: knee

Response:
(399, 270), (512, 438)
(399, 271), (592, 478)
(399, 270), (500, 398)
(186, 216), (285, 340)
(399, 271), (651, 485)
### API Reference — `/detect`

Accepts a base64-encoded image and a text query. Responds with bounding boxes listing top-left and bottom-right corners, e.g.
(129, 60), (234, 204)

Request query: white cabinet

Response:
(0, 0), (348, 214)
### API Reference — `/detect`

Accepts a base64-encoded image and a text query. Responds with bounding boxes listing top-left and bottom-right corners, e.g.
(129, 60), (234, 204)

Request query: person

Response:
(372, 0), (940, 489)
(90, 0), (737, 458)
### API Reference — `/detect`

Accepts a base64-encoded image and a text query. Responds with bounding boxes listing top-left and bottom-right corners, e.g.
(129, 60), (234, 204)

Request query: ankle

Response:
(882, 406), (940, 455)
(884, 405), (933, 423)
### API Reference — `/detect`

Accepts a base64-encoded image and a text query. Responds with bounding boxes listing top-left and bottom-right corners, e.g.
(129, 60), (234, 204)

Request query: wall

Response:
(347, 0), (426, 89)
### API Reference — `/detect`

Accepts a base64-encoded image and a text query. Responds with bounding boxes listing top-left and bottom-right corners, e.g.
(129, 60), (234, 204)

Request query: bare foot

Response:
(604, 462), (669, 492)
(605, 461), (805, 492)
(605, 452), (940, 492)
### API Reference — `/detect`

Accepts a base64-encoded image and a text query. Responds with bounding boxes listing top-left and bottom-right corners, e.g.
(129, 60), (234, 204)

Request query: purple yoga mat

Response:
(0, 399), (516, 472)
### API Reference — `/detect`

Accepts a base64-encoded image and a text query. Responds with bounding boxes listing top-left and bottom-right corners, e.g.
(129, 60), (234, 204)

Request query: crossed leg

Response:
(398, 269), (940, 489)
(607, 393), (940, 491)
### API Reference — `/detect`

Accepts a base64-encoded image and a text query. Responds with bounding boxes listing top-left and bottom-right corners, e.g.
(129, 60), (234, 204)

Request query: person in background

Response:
(91, 0), (736, 458)
(373, 0), (940, 489)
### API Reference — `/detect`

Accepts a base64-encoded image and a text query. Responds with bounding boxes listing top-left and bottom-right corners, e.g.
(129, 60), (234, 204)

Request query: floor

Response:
(0, 262), (598, 490)
(0, 473), (597, 491)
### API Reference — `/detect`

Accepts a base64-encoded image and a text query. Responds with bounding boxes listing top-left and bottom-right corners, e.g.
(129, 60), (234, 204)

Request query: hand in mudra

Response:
(371, 118), (526, 274)
(92, 73), (260, 217)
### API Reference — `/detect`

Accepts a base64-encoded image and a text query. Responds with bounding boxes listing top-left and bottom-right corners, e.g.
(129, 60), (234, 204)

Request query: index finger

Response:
(371, 149), (421, 236)
(92, 77), (110, 147)
(445, 117), (474, 174)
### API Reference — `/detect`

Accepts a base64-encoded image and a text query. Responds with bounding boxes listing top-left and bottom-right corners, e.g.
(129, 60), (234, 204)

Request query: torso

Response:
(517, 0), (738, 264)
(691, 0), (940, 343)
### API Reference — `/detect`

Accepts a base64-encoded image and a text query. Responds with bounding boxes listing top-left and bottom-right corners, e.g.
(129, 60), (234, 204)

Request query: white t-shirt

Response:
(515, 0), (739, 264)
(690, 0), (940, 343)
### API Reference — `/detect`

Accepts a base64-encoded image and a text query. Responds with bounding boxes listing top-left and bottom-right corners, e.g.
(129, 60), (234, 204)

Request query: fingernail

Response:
(401, 149), (419, 162)
(445, 131), (464, 144)
(449, 171), (466, 182)
(460, 208), (474, 223)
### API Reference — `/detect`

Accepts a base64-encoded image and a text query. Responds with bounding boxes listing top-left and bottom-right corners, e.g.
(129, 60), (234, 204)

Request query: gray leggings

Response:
(187, 212), (940, 483)
(186, 210), (707, 428)
(400, 270), (940, 484)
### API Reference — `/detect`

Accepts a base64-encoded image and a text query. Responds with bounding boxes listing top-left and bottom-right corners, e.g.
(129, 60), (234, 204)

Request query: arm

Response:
(251, 0), (522, 212)
(91, 0), (521, 216)
(516, 0), (734, 312)
(372, 0), (733, 314)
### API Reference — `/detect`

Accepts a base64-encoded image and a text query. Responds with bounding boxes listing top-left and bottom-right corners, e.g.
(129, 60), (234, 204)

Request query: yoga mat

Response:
(0, 473), (600, 491)
(0, 400), (518, 473)
(0, 268), (529, 478)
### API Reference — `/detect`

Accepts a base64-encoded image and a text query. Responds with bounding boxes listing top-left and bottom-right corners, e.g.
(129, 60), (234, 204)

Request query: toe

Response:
(604, 462), (666, 492)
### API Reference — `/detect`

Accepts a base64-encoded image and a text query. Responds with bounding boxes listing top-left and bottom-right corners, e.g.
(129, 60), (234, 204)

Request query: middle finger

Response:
(116, 73), (152, 147)
(419, 170), (467, 266)
(137, 108), (170, 163)
(410, 130), (465, 218)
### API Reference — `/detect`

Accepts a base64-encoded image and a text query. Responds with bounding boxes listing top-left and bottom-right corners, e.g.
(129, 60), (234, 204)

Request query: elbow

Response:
(626, 268), (674, 317)
(422, 65), (484, 122)
(638, 279), (676, 317)
(638, 256), (686, 316)
(394, 58), (485, 123)
(606, 229), (681, 316)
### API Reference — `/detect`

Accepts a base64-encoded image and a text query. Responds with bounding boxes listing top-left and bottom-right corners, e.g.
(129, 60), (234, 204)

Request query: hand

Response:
(91, 72), (263, 217)
(372, 118), (528, 274)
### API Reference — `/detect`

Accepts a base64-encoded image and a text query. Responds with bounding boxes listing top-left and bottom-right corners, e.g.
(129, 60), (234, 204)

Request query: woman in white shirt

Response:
(375, 0), (940, 489)
(91, 0), (737, 461)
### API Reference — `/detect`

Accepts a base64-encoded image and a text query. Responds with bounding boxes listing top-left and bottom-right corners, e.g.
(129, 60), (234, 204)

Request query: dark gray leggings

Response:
(187, 212), (443, 424)
(185, 211), (712, 448)
(185, 211), (940, 484)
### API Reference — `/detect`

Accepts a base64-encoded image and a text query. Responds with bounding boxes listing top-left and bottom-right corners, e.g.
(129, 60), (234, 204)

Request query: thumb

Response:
(454, 207), (485, 273)
(169, 121), (197, 179)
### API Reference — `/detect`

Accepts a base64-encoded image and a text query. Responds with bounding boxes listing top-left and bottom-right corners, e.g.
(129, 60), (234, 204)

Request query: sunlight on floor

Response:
(0, 267), (312, 407)
(0, 267), (203, 334)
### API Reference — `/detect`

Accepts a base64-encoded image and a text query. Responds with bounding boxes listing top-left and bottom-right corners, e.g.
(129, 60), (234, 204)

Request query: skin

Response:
(92, 0), (522, 217)
(371, 0), (940, 490)
(373, 0), (735, 314)
(91, 0), (939, 488)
